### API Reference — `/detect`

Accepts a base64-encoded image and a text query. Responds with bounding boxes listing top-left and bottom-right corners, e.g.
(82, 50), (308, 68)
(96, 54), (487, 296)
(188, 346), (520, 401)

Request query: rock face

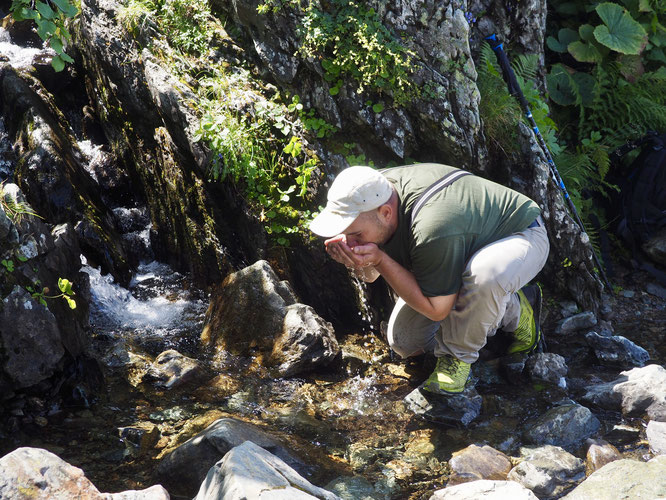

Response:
(195, 441), (340, 500)
(562, 456), (666, 500)
(0, 447), (169, 500)
(202, 260), (339, 376)
(156, 417), (308, 498)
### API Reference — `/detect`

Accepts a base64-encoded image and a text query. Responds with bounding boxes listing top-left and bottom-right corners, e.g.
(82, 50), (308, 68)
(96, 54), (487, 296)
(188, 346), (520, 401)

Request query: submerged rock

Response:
(585, 439), (622, 475)
(195, 441), (340, 500)
(141, 349), (207, 389)
(447, 444), (512, 485)
(156, 417), (307, 498)
(508, 445), (585, 498)
(584, 331), (650, 368)
(562, 456), (666, 499)
(0, 447), (169, 499)
(404, 386), (482, 427)
(430, 479), (539, 499)
(524, 404), (600, 450)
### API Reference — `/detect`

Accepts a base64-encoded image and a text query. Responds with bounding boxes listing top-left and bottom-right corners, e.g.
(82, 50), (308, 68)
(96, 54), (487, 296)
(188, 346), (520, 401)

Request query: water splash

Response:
(82, 259), (206, 337)
(0, 27), (53, 68)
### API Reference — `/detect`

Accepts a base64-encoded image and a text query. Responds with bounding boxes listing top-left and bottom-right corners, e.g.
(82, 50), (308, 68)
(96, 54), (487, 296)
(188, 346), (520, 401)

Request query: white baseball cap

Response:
(309, 166), (393, 237)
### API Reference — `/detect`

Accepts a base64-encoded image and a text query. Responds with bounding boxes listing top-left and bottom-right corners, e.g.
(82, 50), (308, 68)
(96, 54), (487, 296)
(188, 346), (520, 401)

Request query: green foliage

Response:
(10, 0), (78, 71)
(26, 277), (77, 309)
(259, 0), (419, 106)
(0, 183), (41, 224)
(193, 71), (320, 246)
(119, 0), (213, 55)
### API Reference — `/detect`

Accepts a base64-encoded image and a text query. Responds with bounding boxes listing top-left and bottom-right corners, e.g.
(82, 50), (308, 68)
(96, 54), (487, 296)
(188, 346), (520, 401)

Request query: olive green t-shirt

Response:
(381, 163), (541, 297)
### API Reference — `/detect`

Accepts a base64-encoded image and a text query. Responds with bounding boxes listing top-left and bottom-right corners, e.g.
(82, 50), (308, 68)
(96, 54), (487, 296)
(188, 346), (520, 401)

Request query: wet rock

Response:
(584, 331), (650, 368)
(195, 440), (340, 500)
(647, 420), (666, 455)
(580, 364), (666, 420)
(562, 456), (666, 499)
(526, 353), (568, 387)
(499, 352), (528, 384)
(201, 260), (297, 354)
(524, 404), (600, 449)
(553, 312), (597, 334)
(429, 479), (539, 499)
(585, 439), (622, 475)
(447, 444), (512, 485)
(508, 445), (585, 498)
(603, 423), (641, 445)
(646, 282), (666, 300)
(325, 475), (379, 500)
(270, 303), (339, 377)
(0, 447), (169, 499)
(202, 260), (339, 376)
(141, 349), (207, 389)
(1, 287), (64, 388)
(404, 386), (482, 427)
(118, 423), (160, 457)
(156, 417), (307, 498)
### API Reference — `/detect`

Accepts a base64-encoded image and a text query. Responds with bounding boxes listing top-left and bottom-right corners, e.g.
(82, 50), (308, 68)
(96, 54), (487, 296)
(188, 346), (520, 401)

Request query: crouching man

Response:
(309, 163), (550, 394)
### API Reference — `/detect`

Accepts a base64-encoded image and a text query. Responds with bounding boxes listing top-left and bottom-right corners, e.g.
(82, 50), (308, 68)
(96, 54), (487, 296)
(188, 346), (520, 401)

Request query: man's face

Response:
(343, 209), (393, 247)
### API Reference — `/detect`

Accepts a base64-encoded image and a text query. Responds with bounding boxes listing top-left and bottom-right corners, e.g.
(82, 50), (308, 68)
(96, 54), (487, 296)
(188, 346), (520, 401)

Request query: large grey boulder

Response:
(581, 364), (666, 421)
(0, 447), (169, 500)
(202, 260), (339, 376)
(195, 441), (340, 500)
(429, 479), (539, 499)
(524, 404), (600, 449)
(1, 287), (64, 388)
(508, 445), (585, 499)
(562, 456), (666, 499)
(156, 417), (307, 498)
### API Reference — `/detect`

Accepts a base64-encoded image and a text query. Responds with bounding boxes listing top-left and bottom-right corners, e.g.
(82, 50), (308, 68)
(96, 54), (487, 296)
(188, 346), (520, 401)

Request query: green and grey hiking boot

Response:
(422, 355), (471, 394)
(507, 284), (542, 355)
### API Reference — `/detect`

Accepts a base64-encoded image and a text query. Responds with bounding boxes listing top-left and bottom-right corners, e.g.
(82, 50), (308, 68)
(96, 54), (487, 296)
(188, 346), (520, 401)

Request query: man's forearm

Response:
(374, 253), (455, 321)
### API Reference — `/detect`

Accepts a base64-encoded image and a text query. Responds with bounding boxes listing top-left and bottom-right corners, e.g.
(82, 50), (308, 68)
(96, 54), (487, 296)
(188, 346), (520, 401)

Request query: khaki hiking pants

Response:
(386, 216), (550, 364)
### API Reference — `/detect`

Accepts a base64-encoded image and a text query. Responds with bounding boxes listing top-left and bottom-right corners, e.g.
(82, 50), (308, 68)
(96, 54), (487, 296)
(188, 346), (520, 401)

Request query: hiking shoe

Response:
(422, 355), (471, 394)
(507, 284), (542, 355)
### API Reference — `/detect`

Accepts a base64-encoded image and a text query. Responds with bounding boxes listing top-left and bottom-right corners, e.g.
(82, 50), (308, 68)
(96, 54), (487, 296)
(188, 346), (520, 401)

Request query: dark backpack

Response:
(611, 131), (666, 282)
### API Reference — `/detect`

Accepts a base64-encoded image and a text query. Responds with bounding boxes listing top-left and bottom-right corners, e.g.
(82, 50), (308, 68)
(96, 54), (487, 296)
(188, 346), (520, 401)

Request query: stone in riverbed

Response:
(580, 364), (666, 420)
(553, 312), (597, 334)
(141, 349), (207, 389)
(526, 352), (568, 387)
(429, 479), (539, 499)
(404, 386), (482, 427)
(156, 417), (307, 498)
(194, 441), (340, 500)
(523, 404), (600, 450)
(562, 456), (666, 499)
(0, 447), (169, 499)
(447, 444), (512, 485)
(584, 331), (649, 368)
(647, 420), (666, 455)
(508, 445), (585, 498)
(585, 439), (622, 475)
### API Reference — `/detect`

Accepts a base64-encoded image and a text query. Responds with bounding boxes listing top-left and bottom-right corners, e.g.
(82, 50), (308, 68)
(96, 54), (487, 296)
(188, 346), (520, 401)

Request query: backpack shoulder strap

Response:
(411, 170), (472, 226)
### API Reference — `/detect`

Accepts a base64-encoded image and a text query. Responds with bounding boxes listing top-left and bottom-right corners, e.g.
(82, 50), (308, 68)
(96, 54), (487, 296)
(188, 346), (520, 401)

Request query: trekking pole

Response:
(485, 34), (613, 292)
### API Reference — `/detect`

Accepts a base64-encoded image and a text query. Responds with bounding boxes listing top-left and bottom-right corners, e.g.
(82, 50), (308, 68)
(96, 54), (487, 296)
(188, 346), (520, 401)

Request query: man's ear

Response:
(377, 203), (392, 223)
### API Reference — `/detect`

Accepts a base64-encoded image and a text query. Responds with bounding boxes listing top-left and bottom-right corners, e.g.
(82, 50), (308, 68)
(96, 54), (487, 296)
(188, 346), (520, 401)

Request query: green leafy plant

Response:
(26, 278), (77, 309)
(0, 183), (42, 224)
(10, 0), (79, 71)
(259, 0), (419, 107)
(1, 259), (15, 272)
